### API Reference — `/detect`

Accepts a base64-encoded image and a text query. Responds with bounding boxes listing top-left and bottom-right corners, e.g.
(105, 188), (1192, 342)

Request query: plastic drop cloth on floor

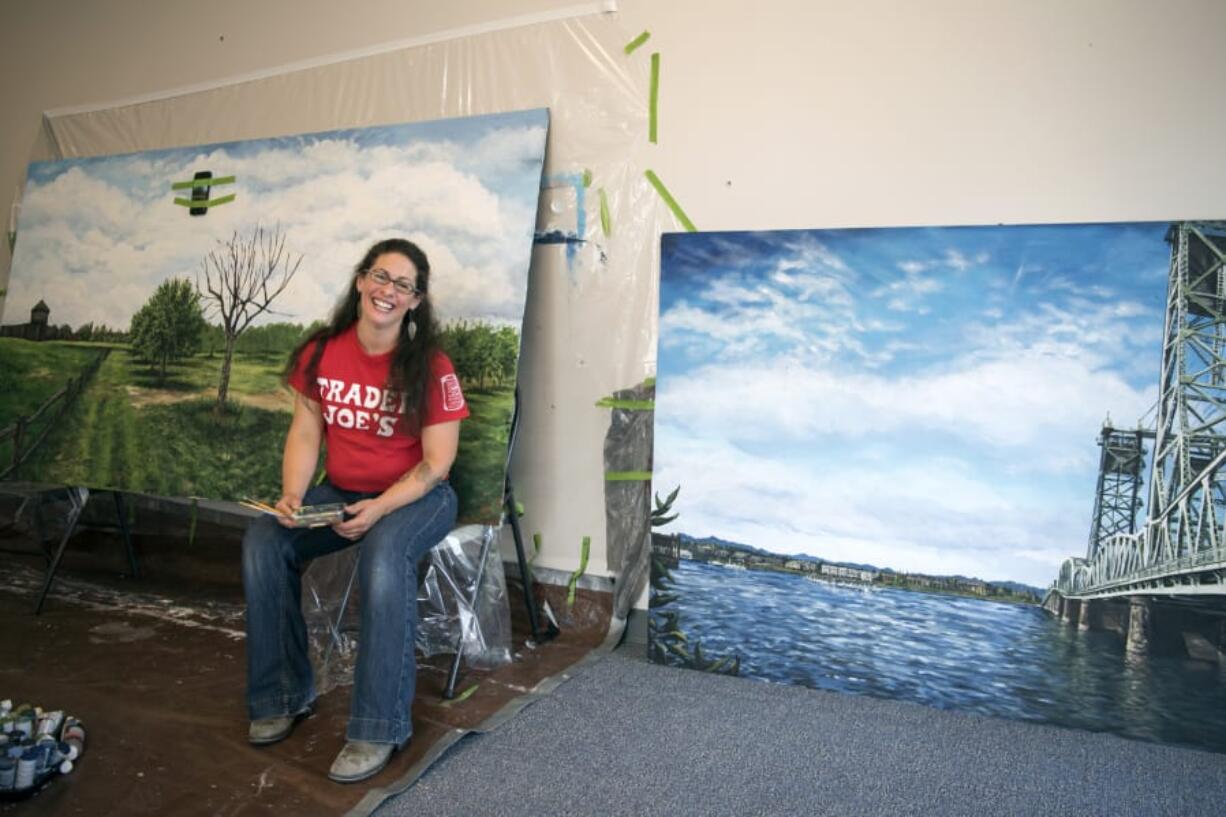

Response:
(300, 523), (512, 695)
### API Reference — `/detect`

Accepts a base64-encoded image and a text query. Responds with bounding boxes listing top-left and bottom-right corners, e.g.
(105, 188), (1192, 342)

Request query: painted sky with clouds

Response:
(655, 223), (1172, 588)
(4, 109), (547, 331)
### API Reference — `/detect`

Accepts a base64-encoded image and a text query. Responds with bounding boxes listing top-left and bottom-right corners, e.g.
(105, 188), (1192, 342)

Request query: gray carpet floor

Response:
(377, 647), (1226, 816)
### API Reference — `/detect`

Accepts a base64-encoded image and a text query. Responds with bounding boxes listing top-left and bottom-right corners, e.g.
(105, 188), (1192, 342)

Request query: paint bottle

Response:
(62, 720), (85, 760)
(32, 744), (52, 781)
(37, 711), (63, 738)
(0, 700), (12, 715)
(14, 748), (38, 790)
(0, 757), (14, 790)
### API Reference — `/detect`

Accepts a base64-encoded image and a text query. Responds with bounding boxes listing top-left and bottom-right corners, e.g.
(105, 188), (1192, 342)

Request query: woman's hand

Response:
(274, 493), (303, 529)
(333, 498), (387, 540)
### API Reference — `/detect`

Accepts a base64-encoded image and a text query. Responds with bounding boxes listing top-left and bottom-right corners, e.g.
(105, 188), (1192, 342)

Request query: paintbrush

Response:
(238, 497), (285, 516)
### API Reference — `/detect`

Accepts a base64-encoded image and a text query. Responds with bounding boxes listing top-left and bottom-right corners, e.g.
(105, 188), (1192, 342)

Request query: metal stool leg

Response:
(443, 526), (496, 700)
(320, 547), (361, 674)
(34, 487), (89, 614)
(113, 491), (139, 579)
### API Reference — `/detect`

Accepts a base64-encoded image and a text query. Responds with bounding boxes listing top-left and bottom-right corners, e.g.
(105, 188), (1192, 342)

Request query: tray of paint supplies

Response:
(240, 497), (348, 528)
(0, 701), (85, 798)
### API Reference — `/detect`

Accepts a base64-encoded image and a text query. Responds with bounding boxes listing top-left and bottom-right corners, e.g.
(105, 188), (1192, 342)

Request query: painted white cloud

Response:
(660, 352), (1153, 460)
(652, 231), (1166, 588)
(653, 429), (1083, 587)
(6, 126), (542, 330)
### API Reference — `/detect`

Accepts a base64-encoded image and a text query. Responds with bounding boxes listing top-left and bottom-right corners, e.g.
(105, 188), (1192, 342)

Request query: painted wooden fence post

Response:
(12, 417), (25, 478)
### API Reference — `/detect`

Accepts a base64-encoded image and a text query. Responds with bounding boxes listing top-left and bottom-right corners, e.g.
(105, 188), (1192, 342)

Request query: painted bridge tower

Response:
(1145, 222), (1226, 566)
(1086, 423), (1147, 561)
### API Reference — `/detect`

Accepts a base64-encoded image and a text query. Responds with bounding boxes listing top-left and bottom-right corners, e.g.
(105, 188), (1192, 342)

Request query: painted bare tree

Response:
(198, 224), (302, 412)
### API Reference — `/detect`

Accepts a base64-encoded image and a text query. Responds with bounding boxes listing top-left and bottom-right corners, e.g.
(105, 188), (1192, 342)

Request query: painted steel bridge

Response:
(1052, 221), (1226, 602)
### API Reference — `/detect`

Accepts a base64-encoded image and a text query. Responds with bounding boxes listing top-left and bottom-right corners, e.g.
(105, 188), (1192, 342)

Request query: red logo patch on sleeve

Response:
(440, 373), (465, 412)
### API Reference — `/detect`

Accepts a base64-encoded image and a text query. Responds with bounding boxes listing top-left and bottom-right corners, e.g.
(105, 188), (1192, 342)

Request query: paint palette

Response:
(291, 503), (347, 528)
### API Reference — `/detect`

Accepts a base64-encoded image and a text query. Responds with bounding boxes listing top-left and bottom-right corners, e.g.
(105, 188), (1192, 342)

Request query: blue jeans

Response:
(242, 480), (457, 746)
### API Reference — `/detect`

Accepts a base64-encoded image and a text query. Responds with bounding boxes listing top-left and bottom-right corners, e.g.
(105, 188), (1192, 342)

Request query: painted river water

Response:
(660, 560), (1226, 753)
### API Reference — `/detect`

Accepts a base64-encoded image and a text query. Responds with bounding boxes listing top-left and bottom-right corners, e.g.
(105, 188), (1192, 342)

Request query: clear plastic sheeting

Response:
(37, 11), (672, 604)
(417, 524), (512, 668)
(303, 524), (512, 696)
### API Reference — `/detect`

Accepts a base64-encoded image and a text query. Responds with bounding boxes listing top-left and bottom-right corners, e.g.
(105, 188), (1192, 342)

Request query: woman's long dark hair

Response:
(285, 238), (440, 433)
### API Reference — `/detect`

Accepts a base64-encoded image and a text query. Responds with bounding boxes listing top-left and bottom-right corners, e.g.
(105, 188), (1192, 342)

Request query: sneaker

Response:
(248, 710), (308, 746)
(328, 740), (394, 783)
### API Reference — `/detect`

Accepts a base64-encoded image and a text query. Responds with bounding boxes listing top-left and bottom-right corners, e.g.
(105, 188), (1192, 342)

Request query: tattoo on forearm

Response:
(399, 461), (441, 491)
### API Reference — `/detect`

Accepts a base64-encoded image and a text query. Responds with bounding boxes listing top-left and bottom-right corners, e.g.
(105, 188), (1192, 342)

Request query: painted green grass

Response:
(19, 343), (514, 521)
(0, 339), (104, 428)
(450, 386), (514, 524)
(0, 339), (108, 470)
(126, 349), (286, 396)
(21, 347), (290, 498)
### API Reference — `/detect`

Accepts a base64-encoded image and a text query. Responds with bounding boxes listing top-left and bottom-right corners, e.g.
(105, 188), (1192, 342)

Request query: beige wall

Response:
(3, 0), (1224, 595)
(640, 0), (1226, 231)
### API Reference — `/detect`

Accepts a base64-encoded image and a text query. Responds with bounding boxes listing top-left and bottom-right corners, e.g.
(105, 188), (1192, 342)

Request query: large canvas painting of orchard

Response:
(0, 109), (548, 523)
(651, 222), (1226, 753)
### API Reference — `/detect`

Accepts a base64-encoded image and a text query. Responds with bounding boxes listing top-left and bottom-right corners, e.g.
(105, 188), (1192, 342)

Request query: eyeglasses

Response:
(364, 268), (422, 297)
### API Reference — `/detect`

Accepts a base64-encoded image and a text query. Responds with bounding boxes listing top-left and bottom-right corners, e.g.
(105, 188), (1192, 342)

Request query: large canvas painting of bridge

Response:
(0, 110), (548, 523)
(651, 221), (1226, 753)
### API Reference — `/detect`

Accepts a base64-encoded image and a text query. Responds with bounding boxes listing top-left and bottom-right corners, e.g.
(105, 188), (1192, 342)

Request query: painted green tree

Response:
(440, 322), (520, 390)
(129, 277), (207, 381)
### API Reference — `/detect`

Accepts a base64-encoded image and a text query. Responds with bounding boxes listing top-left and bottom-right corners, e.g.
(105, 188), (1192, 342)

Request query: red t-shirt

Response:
(288, 326), (470, 492)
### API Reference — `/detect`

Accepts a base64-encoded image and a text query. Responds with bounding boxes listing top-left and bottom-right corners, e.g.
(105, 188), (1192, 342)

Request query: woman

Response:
(242, 238), (468, 783)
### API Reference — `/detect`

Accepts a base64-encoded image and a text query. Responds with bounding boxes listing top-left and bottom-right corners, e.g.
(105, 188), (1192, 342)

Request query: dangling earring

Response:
(406, 309), (417, 341)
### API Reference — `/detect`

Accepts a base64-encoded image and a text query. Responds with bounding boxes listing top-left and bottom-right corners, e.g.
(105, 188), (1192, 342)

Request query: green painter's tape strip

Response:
(644, 170), (696, 232)
(624, 30), (651, 55)
(605, 471), (652, 481)
(171, 175), (236, 190)
(596, 398), (654, 410)
(173, 194), (236, 209)
(598, 189), (611, 237)
(649, 52), (660, 144)
(566, 536), (592, 607)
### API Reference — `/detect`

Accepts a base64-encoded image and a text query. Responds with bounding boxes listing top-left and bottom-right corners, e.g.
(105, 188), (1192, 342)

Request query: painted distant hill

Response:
(675, 532), (1044, 597)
